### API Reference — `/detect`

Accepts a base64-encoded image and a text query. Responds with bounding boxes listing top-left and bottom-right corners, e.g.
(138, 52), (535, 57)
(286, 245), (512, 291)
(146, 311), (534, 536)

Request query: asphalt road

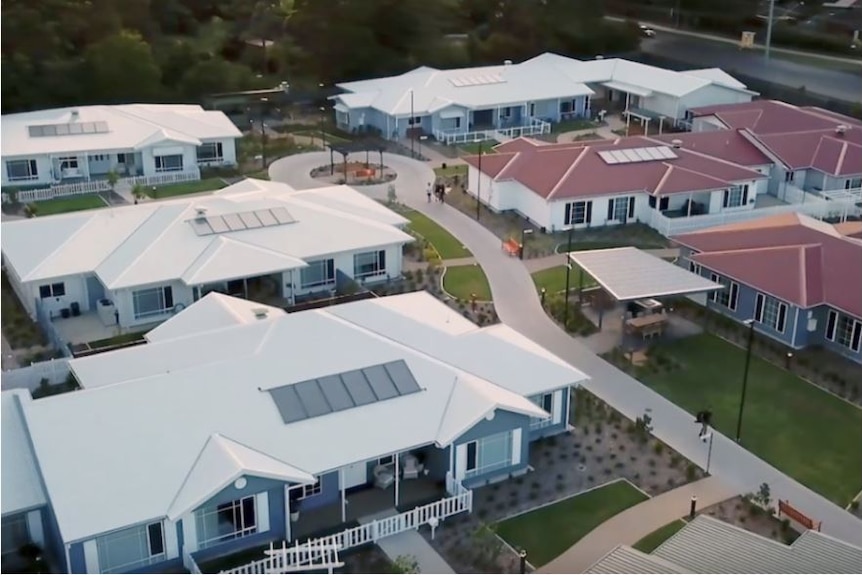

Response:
(637, 35), (862, 104)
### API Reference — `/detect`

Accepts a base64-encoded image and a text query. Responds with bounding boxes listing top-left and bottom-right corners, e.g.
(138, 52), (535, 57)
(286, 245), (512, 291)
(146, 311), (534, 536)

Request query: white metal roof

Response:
(335, 53), (751, 117)
(1, 179), (413, 289)
(567, 247), (723, 301)
(602, 80), (654, 98)
(1, 390), (48, 515)
(24, 291), (588, 542)
(585, 544), (685, 574)
(1, 104), (242, 158)
(145, 293), (285, 343)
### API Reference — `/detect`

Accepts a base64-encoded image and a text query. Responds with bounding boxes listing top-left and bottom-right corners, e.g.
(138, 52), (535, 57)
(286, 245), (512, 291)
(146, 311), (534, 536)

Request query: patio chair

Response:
(373, 464), (395, 490)
(401, 454), (425, 480)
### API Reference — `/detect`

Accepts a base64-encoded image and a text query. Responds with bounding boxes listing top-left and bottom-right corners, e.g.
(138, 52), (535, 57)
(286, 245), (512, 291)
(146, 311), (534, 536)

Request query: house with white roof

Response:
(1, 291), (589, 574)
(330, 52), (755, 144)
(1, 104), (242, 188)
(0, 179), (413, 343)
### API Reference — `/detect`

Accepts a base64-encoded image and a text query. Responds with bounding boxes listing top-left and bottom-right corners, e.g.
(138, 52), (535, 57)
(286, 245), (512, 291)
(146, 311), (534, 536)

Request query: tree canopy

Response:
(1, 0), (640, 113)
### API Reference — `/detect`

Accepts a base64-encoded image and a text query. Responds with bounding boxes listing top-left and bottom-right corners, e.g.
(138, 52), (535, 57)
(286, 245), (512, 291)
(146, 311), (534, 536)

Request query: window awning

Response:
(567, 247), (722, 301)
(439, 109), (465, 119)
(602, 81), (654, 98)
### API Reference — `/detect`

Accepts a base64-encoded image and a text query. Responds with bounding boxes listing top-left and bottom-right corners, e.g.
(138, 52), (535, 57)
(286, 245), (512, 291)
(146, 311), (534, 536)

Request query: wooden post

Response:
(340, 468), (347, 522)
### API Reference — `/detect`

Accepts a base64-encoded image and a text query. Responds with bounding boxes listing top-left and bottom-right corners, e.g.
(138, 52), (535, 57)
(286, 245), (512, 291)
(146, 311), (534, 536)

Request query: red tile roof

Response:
(462, 136), (765, 200)
(687, 100), (862, 176)
(649, 130), (771, 167)
(672, 213), (862, 317)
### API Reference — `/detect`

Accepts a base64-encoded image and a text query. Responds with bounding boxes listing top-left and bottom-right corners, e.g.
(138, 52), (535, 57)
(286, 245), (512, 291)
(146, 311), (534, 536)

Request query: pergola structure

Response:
(566, 247), (723, 336)
(819, 188), (862, 222)
(622, 107), (667, 136)
(327, 139), (387, 178)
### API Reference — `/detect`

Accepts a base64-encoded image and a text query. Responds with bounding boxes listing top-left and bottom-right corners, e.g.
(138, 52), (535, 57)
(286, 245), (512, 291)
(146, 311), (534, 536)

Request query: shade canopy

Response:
(568, 247), (723, 301)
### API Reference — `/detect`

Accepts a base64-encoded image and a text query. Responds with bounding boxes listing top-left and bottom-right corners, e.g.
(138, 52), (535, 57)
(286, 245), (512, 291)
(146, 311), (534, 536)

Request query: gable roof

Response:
(1, 104), (242, 158)
(334, 53), (751, 116)
(672, 213), (862, 317)
(464, 136), (765, 200)
(588, 515), (862, 573)
(1, 179), (413, 289)
(21, 291), (587, 542)
(649, 130), (772, 167)
(1, 390), (48, 515)
(688, 100), (862, 176)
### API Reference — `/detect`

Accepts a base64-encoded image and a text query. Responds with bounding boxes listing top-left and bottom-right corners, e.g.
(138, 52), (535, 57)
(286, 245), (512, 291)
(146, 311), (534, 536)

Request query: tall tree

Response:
(83, 31), (163, 103)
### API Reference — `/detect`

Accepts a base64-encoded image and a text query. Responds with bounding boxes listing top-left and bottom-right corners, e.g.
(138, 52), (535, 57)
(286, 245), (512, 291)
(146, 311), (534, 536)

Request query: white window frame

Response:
(96, 521), (166, 573)
(709, 273), (738, 311)
(754, 292), (787, 333)
(846, 177), (862, 190)
(827, 310), (862, 352)
(132, 285), (174, 319)
(298, 479), (322, 500)
(196, 142), (224, 163)
(38, 282), (66, 299)
(463, 430), (514, 479)
(154, 154), (183, 173)
(195, 495), (257, 549)
(688, 260), (701, 275)
(407, 116), (422, 126)
(565, 200), (591, 226)
(6, 159), (39, 181)
(725, 185), (746, 208)
(300, 259), (336, 289)
(353, 250), (386, 279)
(58, 156), (79, 170)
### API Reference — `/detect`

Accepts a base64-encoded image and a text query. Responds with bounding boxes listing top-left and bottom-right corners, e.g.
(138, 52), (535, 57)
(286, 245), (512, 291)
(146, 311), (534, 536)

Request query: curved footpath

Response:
(269, 153), (862, 551)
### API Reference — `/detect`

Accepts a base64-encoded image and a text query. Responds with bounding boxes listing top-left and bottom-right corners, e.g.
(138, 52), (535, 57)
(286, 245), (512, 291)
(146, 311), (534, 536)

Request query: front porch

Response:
(434, 117), (550, 145)
(292, 477), (446, 540)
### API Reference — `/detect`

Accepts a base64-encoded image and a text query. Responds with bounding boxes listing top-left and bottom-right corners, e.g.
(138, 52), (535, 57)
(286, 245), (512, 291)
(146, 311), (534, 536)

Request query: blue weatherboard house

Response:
(673, 213), (862, 364)
(330, 53), (755, 145)
(1, 291), (587, 574)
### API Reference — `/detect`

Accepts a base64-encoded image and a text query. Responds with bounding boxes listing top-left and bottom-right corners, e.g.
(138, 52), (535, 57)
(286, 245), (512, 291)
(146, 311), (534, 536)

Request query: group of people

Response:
(426, 182), (446, 203)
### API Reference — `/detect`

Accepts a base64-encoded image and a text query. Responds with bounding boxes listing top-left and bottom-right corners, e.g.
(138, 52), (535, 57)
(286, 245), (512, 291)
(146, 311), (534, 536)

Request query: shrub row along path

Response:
(269, 152), (862, 548)
(539, 476), (737, 573)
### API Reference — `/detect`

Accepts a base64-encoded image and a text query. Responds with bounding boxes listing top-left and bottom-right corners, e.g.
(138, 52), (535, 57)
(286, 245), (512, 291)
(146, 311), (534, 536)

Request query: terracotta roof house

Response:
(461, 136), (768, 233)
(330, 52), (755, 144)
(672, 213), (862, 363)
(688, 100), (862, 202)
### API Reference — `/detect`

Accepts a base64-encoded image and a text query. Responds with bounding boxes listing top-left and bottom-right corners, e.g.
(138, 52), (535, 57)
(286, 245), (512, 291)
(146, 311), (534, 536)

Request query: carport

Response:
(566, 247), (722, 342)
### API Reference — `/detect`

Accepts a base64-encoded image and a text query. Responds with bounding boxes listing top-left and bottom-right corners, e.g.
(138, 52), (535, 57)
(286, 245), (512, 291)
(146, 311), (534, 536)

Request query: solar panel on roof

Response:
(643, 147), (664, 160)
(634, 148), (652, 161)
(81, 123), (97, 134)
(384, 361), (422, 395)
(269, 385), (308, 423)
(239, 212), (263, 229)
(206, 216), (231, 234)
(55, 124), (70, 136)
(269, 207), (295, 225)
(362, 364), (399, 400)
(94, 121), (110, 133)
(68, 123), (83, 135)
(659, 146), (678, 159)
(598, 150), (619, 164)
(221, 212), (246, 231)
(621, 149), (641, 162)
(190, 218), (214, 236)
(293, 380), (332, 418)
(254, 209), (278, 226)
(317, 375), (354, 412)
(341, 370), (376, 406)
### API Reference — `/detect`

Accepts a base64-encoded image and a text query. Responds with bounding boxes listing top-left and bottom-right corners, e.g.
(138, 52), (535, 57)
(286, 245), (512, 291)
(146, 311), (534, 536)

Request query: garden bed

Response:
(421, 388), (707, 572)
(1, 271), (47, 350)
(442, 264), (492, 301)
(699, 496), (801, 545)
(400, 209), (471, 259)
(309, 162), (397, 186)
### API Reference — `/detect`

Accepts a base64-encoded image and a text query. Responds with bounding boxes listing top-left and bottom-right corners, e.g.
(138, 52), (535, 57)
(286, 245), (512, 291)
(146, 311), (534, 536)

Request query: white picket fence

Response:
(435, 118), (550, 145)
(1, 358), (72, 392)
(2, 170), (201, 204)
(220, 480), (473, 574)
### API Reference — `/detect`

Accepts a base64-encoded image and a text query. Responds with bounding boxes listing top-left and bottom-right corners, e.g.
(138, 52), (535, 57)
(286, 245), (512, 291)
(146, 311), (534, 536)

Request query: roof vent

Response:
(252, 308), (269, 320)
(503, 59), (513, 66)
(70, 109), (80, 120)
(671, 139), (683, 149)
(595, 55), (604, 60)
(194, 207), (208, 220)
(835, 124), (849, 136)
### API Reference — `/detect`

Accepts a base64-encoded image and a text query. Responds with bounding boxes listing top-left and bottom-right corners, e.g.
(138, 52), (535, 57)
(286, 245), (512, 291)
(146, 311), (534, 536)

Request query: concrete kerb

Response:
(437, 262), (493, 305)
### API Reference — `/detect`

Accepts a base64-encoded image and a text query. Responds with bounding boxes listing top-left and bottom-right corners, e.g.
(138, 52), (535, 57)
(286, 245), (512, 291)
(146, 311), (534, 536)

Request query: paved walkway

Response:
(268, 152), (862, 548)
(358, 511), (454, 573)
(540, 477), (737, 573)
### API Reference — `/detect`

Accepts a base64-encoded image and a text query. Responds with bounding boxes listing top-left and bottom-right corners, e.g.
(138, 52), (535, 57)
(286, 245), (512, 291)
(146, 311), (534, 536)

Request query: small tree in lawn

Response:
(107, 169), (119, 193)
(132, 184), (147, 203)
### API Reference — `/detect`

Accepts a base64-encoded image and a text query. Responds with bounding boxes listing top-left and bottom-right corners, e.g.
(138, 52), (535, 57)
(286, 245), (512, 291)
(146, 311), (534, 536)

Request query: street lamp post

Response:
(519, 228), (533, 260)
(765, 0), (776, 62)
(259, 97), (269, 169)
(563, 225), (575, 327)
(735, 319), (756, 443)
(476, 140), (483, 221)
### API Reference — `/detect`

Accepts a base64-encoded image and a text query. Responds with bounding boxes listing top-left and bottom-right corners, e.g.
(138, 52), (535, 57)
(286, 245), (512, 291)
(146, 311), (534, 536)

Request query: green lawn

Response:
(496, 480), (648, 567)
(33, 195), (106, 215)
(459, 140), (498, 155)
(531, 265), (596, 295)
(551, 118), (599, 133)
(148, 178), (227, 198)
(632, 520), (687, 553)
(443, 264), (492, 301)
(434, 164), (468, 178)
(642, 334), (862, 505)
(403, 210), (471, 259)
(87, 331), (147, 349)
(244, 169), (270, 180)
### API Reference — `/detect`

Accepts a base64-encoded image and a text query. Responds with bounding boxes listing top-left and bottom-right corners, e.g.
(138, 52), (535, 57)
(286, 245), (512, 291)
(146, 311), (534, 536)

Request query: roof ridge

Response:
(834, 140), (849, 174)
(22, 212), (100, 282)
(495, 151), (525, 180)
(546, 148), (589, 199)
(696, 243), (820, 257)
(653, 164), (675, 195)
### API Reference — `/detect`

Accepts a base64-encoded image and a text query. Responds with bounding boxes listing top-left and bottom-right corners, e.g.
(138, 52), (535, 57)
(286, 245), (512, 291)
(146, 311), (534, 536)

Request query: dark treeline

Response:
(1, 0), (641, 114)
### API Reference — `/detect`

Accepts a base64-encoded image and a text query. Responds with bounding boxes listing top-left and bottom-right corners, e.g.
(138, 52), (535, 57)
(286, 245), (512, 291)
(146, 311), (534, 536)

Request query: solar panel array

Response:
(268, 360), (423, 424)
(597, 146), (678, 165)
(189, 206), (295, 236)
(449, 73), (507, 87)
(28, 122), (110, 138)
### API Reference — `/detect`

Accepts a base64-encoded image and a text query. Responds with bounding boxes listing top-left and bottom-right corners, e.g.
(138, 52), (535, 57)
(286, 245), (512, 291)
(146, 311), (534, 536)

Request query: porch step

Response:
(357, 509), (455, 573)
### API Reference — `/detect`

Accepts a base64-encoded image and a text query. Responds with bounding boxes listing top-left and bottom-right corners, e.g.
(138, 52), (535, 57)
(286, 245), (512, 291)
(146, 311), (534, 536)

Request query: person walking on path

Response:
(426, 182), (433, 203)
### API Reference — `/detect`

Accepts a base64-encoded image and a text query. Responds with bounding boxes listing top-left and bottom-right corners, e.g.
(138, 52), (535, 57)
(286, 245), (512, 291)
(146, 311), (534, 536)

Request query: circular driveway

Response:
(268, 151), (436, 204)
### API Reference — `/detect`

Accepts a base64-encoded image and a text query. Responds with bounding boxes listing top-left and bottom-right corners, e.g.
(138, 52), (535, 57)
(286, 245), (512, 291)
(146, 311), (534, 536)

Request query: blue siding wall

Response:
(423, 446), (450, 481)
(294, 471), (339, 513)
(191, 475), (287, 564)
(69, 542), (85, 574)
(790, 306), (809, 348)
(41, 505), (66, 573)
(808, 305), (862, 364)
(529, 387), (571, 441)
(454, 409), (531, 487)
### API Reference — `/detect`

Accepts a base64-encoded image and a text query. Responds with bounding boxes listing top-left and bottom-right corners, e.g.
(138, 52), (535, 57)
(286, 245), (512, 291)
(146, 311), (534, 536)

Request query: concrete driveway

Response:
(269, 152), (862, 547)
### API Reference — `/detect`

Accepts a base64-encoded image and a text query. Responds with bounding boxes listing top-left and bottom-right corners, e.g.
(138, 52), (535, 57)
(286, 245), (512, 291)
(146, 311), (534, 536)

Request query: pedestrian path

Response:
(540, 476), (736, 573)
(358, 511), (454, 574)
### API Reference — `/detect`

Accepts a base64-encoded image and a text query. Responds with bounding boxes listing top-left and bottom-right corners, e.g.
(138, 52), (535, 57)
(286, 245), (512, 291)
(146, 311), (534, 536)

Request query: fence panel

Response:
(1, 359), (72, 391)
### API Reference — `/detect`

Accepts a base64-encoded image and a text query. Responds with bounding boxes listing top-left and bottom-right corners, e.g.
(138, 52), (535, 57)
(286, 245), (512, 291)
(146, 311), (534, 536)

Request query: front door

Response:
(341, 462), (368, 490)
